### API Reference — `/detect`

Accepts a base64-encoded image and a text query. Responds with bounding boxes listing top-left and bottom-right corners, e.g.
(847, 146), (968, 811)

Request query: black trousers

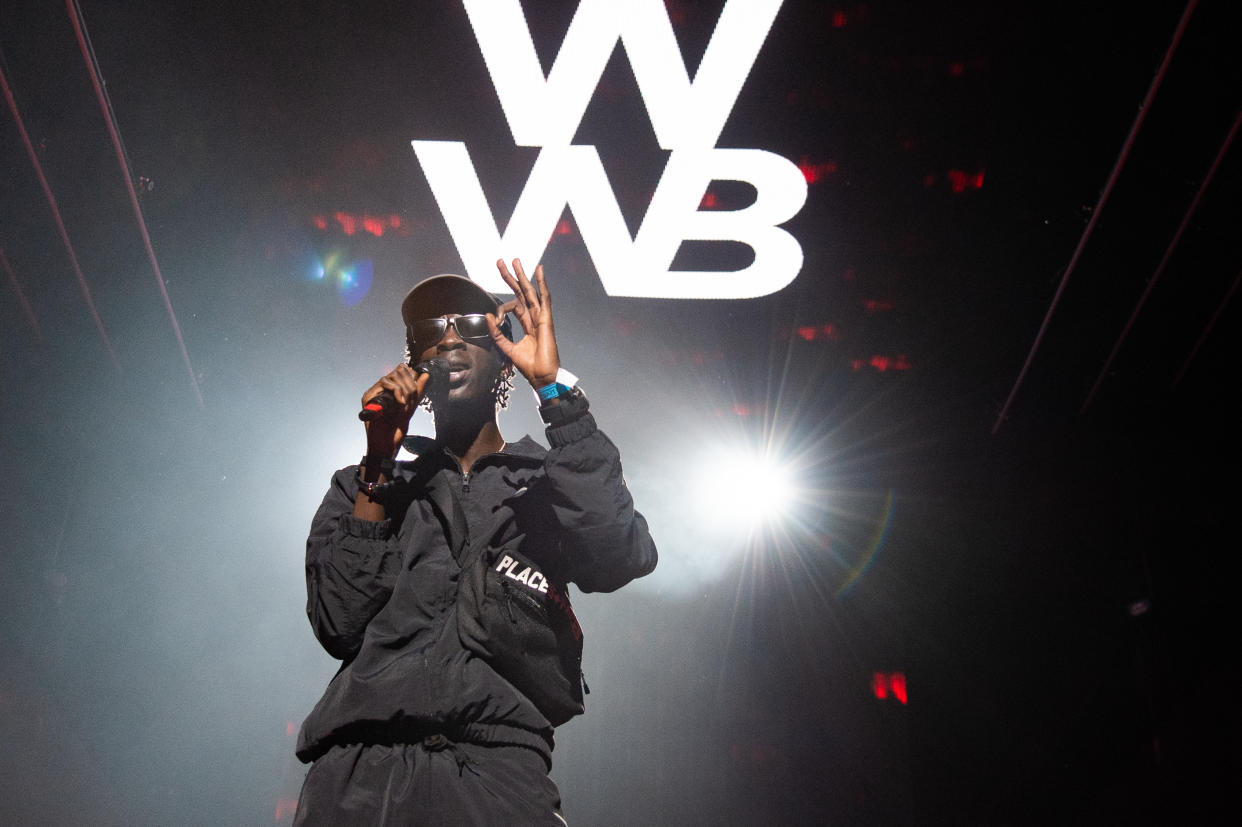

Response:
(294, 737), (565, 826)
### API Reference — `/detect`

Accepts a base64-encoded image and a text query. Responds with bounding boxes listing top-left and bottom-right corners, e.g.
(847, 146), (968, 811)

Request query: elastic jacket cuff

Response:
(337, 512), (394, 540)
(546, 410), (598, 447)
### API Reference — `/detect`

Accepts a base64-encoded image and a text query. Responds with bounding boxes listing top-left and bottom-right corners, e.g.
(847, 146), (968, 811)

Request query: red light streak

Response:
(890, 672), (907, 704)
(314, 212), (406, 236)
(785, 324), (838, 342)
(798, 156), (839, 184)
(872, 671), (908, 704)
(334, 211), (357, 235)
(992, 0), (1197, 434)
(0, 245), (42, 342)
(862, 298), (893, 313)
(828, 4), (872, 28)
(275, 796), (298, 820)
(709, 403), (766, 418)
(948, 57), (989, 77)
(67, 0), (208, 403)
(946, 168), (985, 193)
(852, 354), (911, 372)
(1, 59), (117, 367)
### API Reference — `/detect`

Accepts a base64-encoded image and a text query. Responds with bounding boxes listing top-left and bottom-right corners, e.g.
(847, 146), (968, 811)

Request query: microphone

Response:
(358, 358), (449, 421)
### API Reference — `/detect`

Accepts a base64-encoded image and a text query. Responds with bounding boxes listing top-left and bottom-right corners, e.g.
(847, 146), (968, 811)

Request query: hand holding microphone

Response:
(357, 358), (448, 458)
(359, 358), (448, 422)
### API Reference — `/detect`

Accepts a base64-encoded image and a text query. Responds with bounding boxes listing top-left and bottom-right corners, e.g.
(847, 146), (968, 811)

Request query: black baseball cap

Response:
(400, 274), (512, 340)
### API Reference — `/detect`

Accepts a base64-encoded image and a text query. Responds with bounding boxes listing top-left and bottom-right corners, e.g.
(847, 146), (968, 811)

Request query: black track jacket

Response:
(296, 410), (657, 766)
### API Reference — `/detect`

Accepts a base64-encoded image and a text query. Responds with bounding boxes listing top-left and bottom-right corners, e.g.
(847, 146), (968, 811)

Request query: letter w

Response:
(463, 0), (785, 148)
(411, 141), (634, 293)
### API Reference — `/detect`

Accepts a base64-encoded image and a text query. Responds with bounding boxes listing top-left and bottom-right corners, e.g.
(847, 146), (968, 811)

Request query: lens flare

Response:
(309, 251), (374, 306)
(339, 258), (374, 307)
(692, 447), (800, 532)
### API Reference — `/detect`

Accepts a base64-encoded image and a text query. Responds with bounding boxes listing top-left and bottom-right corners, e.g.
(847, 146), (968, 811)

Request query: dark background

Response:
(2, 1), (1239, 823)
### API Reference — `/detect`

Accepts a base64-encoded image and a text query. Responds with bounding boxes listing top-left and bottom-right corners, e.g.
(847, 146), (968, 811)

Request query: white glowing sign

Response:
(412, 0), (806, 299)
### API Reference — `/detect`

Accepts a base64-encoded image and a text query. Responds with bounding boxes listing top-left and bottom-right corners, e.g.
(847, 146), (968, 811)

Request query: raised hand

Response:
(487, 258), (561, 388)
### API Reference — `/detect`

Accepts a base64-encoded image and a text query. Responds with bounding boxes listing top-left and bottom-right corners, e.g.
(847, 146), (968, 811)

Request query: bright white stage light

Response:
(691, 445), (801, 533)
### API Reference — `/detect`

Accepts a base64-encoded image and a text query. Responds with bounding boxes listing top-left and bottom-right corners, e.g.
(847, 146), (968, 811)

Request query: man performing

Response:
(294, 258), (657, 825)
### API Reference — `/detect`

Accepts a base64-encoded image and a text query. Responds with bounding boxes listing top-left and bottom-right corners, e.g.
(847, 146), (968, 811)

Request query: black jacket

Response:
(296, 410), (657, 765)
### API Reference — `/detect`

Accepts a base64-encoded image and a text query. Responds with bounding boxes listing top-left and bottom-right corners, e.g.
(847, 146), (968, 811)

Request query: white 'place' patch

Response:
(494, 554), (549, 594)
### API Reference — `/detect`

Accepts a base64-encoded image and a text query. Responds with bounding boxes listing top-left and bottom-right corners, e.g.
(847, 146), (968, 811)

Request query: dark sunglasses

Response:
(407, 314), (510, 349)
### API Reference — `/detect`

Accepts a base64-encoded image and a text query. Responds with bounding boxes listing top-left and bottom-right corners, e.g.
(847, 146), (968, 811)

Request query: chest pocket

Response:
(424, 470), (586, 726)
(458, 544), (585, 726)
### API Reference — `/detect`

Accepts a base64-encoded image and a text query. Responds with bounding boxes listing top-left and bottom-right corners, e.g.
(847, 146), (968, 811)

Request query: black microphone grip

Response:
(358, 358), (449, 421)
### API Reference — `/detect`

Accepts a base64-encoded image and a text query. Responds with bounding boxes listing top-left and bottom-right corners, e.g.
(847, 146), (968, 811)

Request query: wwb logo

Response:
(412, 0), (806, 299)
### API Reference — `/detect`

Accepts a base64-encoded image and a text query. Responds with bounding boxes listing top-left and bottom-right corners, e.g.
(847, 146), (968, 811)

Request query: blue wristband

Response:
(538, 382), (566, 401)
(532, 368), (581, 406)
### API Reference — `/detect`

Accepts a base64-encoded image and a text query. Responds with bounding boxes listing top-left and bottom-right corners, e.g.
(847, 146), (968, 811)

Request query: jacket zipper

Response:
(457, 443), (518, 494)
